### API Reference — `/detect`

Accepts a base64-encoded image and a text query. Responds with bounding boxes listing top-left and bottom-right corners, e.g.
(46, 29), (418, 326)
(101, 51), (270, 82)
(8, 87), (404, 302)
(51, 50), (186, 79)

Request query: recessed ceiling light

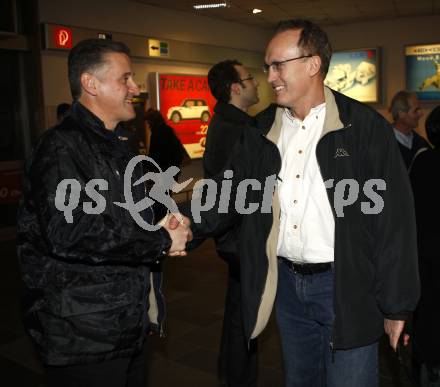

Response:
(252, 9), (262, 14)
(193, 3), (227, 9)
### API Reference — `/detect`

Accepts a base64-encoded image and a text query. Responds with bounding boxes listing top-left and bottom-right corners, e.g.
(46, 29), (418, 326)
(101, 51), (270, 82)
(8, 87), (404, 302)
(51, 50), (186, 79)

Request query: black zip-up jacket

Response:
(203, 102), (255, 259)
(204, 102), (256, 178)
(17, 102), (171, 365)
(186, 88), (420, 349)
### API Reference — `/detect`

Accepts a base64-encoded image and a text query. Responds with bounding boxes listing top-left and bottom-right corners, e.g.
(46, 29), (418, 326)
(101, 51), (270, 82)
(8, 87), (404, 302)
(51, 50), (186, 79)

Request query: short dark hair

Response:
(68, 39), (131, 100)
(56, 102), (71, 121)
(389, 90), (415, 122)
(208, 60), (242, 103)
(425, 105), (440, 147)
(274, 19), (332, 78)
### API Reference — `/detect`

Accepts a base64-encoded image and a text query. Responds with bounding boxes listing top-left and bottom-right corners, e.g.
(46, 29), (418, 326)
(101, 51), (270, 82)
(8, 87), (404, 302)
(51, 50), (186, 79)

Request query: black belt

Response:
(278, 256), (332, 275)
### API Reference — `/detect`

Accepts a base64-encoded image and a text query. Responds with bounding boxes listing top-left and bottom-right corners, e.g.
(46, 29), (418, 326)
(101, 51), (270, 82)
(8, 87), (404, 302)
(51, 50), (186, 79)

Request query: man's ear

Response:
(308, 55), (322, 77)
(231, 82), (242, 96)
(80, 72), (98, 96)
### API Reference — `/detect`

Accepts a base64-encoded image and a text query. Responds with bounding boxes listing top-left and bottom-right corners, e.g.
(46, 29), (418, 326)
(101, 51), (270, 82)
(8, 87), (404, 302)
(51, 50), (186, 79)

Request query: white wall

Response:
(38, 0), (274, 130)
(38, 0), (270, 52)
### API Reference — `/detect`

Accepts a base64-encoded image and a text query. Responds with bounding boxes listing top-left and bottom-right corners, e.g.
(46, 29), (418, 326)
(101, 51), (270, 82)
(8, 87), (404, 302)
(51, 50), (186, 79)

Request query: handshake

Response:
(162, 213), (193, 256)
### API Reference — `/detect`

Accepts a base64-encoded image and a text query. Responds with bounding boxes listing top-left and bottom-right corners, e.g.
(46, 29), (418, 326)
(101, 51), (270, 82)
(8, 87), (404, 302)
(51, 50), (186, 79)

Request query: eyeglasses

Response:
(239, 75), (254, 82)
(262, 55), (313, 73)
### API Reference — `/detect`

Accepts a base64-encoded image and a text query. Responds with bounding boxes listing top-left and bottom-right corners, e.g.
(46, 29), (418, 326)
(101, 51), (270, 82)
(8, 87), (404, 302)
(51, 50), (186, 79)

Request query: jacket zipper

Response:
(317, 123), (352, 352)
(330, 340), (336, 362)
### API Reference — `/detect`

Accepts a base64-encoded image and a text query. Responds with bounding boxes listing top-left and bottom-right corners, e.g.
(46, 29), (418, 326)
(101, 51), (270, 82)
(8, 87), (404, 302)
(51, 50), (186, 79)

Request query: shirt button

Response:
(293, 225), (298, 229)
(302, 125), (305, 130)
(298, 150), (303, 154)
(293, 200), (298, 204)
(296, 174), (300, 178)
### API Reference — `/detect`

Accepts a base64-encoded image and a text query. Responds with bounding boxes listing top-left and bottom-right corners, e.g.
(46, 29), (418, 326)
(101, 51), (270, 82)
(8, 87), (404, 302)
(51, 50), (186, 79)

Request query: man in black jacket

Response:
(410, 106), (440, 385)
(17, 39), (190, 387)
(389, 90), (430, 169)
(182, 19), (420, 387)
(204, 60), (259, 387)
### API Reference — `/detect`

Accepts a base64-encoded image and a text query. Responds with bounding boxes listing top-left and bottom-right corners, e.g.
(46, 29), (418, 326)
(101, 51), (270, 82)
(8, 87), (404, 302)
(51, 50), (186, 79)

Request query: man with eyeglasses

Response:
(204, 59), (259, 387)
(257, 19), (419, 386)
(180, 19), (419, 387)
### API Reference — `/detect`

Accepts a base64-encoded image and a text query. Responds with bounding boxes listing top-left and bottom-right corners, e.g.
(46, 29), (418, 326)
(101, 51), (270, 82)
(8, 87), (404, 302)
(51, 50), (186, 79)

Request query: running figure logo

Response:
(114, 155), (193, 231)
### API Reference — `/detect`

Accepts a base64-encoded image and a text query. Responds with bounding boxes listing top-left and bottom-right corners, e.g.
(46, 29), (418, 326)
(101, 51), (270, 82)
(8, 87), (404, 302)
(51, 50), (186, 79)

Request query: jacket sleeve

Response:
(181, 129), (254, 246)
(25, 134), (172, 266)
(368, 117), (420, 320)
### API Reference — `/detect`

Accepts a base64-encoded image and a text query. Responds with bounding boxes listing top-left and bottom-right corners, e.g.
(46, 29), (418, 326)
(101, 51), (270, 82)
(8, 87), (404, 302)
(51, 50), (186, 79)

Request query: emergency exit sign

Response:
(148, 39), (170, 58)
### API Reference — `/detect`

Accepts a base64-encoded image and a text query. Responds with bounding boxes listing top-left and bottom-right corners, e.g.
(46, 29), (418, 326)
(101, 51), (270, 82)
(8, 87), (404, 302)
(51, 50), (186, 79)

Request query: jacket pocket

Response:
(60, 280), (133, 317)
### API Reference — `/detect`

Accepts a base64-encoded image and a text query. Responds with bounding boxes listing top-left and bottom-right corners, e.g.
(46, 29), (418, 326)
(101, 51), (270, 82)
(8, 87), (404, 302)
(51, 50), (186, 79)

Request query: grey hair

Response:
(389, 90), (415, 122)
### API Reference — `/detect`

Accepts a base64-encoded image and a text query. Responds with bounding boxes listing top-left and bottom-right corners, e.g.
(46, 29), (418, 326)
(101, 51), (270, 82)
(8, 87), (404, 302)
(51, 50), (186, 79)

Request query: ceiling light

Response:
(252, 9), (262, 14)
(193, 3), (227, 9)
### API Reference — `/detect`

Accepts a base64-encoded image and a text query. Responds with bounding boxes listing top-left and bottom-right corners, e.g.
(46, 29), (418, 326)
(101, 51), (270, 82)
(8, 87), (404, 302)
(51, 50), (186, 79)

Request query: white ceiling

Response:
(132, 0), (440, 28)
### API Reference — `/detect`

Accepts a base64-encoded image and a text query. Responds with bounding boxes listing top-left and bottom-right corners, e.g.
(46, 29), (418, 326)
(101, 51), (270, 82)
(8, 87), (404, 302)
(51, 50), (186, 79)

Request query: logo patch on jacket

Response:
(334, 148), (350, 158)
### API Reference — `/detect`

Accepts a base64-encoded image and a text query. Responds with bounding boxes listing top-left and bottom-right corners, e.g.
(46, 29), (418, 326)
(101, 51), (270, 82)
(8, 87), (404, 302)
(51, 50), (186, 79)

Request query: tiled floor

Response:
(0, 229), (414, 386)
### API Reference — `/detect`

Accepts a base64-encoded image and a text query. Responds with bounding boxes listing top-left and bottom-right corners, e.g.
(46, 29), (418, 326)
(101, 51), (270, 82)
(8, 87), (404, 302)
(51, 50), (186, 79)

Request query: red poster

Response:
(0, 168), (22, 204)
(53, 26), (73, 49)
(158, 74), (217, 159)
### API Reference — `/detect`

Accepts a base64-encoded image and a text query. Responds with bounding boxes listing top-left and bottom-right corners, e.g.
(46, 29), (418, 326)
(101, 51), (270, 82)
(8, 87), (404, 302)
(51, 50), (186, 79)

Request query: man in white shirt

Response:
(389, 90), (429, 169)
(181, 19), (420, 387)
(262, 20), (418, 387)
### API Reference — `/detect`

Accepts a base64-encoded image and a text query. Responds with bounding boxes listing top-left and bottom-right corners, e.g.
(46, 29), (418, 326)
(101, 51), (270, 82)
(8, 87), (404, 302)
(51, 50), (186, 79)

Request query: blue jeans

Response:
(275, 259), (378, 387)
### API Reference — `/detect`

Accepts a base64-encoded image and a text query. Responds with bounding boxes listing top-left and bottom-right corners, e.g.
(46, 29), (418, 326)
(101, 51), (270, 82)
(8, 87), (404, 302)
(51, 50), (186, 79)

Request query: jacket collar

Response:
(214, 101), (254, 125)
(70, 101), (122, 142)
(265, 86), (345, 145)
(266, 107), (283, 145)
(321, 86), (344, 139)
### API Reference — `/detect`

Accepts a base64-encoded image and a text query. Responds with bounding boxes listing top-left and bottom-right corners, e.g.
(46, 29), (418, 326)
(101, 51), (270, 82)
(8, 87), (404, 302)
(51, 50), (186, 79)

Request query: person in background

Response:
(204, 59), (259, 387)
(410, 105), (440, 386)
(56, 102), (71, 123)
(389, 90), (430, 169)
(145, 108), (186, 174)
(17, 38), (190, 387)
(145, 108), (187, 219)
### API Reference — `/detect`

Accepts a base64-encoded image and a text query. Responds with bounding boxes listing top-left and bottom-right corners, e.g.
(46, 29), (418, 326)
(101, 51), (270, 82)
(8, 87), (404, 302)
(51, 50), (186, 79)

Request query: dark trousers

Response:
(218, 258), (258, 387)
(46, 338), (151, 387)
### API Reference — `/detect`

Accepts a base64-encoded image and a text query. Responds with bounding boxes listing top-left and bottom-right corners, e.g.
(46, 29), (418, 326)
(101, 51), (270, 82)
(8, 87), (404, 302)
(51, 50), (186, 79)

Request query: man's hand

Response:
(167, 213), (186, 228)
(162, 213), (192, 256)
(384, 318), (408, 351)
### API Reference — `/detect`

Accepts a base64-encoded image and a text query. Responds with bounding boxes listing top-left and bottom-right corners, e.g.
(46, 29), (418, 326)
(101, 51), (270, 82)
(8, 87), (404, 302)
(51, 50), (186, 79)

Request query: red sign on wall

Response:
(0, 168), (22, 204)
(53, 26), (73, 49)
(157, 74), (217, 159)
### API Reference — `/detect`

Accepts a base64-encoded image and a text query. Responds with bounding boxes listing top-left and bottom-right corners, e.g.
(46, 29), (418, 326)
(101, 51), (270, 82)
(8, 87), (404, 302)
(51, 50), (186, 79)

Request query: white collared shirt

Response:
(393, 128), (414, 149)
(276, 104), (335, 263)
